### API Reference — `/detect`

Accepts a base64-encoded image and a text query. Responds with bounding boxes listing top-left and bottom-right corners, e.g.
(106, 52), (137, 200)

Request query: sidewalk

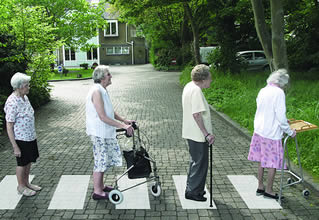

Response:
(0, 64), (318, 219)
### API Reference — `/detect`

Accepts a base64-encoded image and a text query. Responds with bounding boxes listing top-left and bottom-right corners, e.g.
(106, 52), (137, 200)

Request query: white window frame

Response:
(87, 48), (98, 60)
(64, 48), (76, 61)
(106, 46), (130, 55)
(104, 20), (118, 37)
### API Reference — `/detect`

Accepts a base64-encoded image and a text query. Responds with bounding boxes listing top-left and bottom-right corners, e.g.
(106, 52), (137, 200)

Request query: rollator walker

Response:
(108, 122), (161, 205)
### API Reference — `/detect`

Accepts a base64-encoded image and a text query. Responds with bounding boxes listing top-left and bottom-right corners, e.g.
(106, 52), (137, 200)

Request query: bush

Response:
(207, 47), (243, 73)
(80, 63), (89, 70)
(0, 93), (8, 134)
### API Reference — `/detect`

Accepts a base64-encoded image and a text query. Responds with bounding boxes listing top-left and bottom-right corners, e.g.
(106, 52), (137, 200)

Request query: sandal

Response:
(27, 184), (42, 191)
(17, 186), (36, 197)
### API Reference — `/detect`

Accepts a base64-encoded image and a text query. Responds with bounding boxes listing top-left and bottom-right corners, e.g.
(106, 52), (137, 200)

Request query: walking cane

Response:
(209, 144), (213, 207)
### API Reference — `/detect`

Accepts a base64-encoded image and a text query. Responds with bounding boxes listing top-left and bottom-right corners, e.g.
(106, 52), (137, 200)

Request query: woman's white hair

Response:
(92, 65), (110, 83)
(191, 64), (211, 81)
(266, 68), (289, 88)
(11, 72), (31, 90)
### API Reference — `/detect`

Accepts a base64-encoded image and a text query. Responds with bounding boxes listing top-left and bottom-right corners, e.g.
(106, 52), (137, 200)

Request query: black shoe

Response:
(103, 185), (114, 192)
(200, 191), (206, 196)
(185, 192), (207, 202)
(256, 188), (265, 196)
(92, 193), (109, 200)
(263, 192), (284, 200)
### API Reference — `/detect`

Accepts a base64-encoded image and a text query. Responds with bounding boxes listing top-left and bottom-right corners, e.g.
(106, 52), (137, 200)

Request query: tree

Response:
(285, 0), (319, 71)
(23, 0), (108, 49)
(110, 0), (187, 66)
(251, 0), (287, 71)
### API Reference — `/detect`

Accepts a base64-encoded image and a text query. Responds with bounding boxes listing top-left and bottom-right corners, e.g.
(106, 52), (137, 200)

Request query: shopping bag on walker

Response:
(123, 147), (152, 179)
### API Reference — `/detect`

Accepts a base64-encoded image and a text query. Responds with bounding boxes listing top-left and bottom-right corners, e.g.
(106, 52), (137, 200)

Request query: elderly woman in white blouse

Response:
(4, 72), (41, 197)
(248, 69), (296, 200)
(86, 65), (135, 200)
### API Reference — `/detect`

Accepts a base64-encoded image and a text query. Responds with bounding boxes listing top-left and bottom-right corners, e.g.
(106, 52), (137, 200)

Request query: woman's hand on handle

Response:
(291, 129), (296, 138)
(206, 134), (215, 145)
(123, 119), (136, 125)
(124, 124), (134, 136)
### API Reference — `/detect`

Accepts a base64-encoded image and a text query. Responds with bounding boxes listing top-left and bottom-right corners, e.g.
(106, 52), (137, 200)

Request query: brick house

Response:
(56, 1), (148, 68)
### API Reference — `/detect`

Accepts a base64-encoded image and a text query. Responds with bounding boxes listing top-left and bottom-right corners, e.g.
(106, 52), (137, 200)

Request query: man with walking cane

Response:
(182, 64), (215, 202)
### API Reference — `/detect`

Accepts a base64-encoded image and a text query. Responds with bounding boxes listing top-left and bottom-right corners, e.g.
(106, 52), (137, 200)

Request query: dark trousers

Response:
(186, 139), (209, 195)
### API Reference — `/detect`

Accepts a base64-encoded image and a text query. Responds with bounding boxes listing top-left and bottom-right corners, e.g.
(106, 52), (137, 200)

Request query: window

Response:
(255, 52), (266, 60)
(104, 20), (118, 37)
(65, 48), (76, 61)
(87, 48), (98, 60)
(131, 29), (137, 37)
(240, 52), (253, 60)
(106, 46), (130, 55)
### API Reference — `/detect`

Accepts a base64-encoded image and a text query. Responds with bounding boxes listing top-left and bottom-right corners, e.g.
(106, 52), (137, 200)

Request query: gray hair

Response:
(191, 64), (211, 82)
(11, 72), (31, 90)
(266, 69), (289, 88)
(92, 65), (110, 83)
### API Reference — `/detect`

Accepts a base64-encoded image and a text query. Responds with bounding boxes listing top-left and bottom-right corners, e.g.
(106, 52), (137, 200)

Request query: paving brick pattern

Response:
(0, 64), (318, 219)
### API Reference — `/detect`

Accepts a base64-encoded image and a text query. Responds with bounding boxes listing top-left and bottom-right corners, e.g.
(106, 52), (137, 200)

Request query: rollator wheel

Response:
(150, 182), (161, 197)
(287, 178), (293, 184)
(108, 189), (123, 205)
(302, 189), (310, 197)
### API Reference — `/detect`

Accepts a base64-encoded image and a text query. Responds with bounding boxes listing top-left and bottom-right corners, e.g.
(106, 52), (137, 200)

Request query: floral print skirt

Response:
(248, 133), (286, 169)
(90, 136), (122, 172)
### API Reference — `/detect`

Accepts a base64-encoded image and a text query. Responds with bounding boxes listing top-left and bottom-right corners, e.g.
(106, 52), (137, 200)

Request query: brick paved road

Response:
(0, 64), (318, 219)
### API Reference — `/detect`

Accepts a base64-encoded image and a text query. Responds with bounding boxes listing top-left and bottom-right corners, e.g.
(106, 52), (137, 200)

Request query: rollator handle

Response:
(116, 122), (138, 137)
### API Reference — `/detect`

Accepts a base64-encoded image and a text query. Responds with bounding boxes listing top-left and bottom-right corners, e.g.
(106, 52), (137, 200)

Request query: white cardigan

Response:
(254, 85), (293, 140)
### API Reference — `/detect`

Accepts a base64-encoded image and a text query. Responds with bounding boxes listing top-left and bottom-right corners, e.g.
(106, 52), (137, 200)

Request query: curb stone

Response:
(47, 77), (92, 82)
(209, 104), (319, 197)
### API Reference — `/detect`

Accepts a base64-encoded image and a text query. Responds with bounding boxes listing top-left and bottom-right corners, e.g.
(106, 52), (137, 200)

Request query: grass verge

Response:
(48, 69), (93, 80)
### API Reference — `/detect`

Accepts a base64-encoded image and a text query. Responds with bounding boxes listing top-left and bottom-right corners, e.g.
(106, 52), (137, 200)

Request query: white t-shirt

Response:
(182, 81), (212, 142)
(254, 84), (293, 140)
(86, 83), (116, 139)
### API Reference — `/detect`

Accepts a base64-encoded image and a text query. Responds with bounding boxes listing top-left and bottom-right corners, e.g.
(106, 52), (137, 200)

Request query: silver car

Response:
(237, 50), (269, 71)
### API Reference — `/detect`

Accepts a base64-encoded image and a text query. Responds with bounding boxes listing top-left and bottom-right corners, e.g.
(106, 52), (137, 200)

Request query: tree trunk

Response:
(270, 0), (288, 70)
(183, 2), (200, 65)
(181, 10), (188, 64)
(251, 0), (274, 71)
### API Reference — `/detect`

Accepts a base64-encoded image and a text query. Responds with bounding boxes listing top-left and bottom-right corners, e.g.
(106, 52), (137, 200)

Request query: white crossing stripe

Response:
(48, 175), (90, 209)
(173, 175), (216, 209)
(0, 175), (35, 209)
(227, 175), (282, 209)
(116, 175), (150, 209)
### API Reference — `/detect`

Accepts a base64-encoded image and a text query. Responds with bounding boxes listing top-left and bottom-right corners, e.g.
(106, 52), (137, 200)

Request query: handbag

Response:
(123, 146), (152, 179)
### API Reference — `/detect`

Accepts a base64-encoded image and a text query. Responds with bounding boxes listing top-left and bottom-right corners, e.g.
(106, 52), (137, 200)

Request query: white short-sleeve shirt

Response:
(4, 93), (36, 141)
(182, 81), (212, 142)
(254, 84), (293, 140)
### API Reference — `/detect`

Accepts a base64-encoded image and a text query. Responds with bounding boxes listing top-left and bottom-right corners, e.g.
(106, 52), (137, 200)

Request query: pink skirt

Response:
(248, 133), (286, 169)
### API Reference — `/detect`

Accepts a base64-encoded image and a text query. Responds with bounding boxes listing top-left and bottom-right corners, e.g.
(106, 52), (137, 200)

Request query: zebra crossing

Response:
(0, 174), (282, 210)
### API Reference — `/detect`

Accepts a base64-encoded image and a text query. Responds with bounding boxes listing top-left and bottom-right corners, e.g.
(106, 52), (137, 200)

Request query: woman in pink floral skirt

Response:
(248, 69), (296, 200)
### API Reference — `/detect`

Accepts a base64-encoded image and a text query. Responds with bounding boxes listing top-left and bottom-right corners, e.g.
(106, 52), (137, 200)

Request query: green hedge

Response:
(180, 66), (319, 179)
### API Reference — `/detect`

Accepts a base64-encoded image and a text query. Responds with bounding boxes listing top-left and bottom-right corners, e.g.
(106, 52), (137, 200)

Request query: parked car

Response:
(237, 50), (269, 71)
